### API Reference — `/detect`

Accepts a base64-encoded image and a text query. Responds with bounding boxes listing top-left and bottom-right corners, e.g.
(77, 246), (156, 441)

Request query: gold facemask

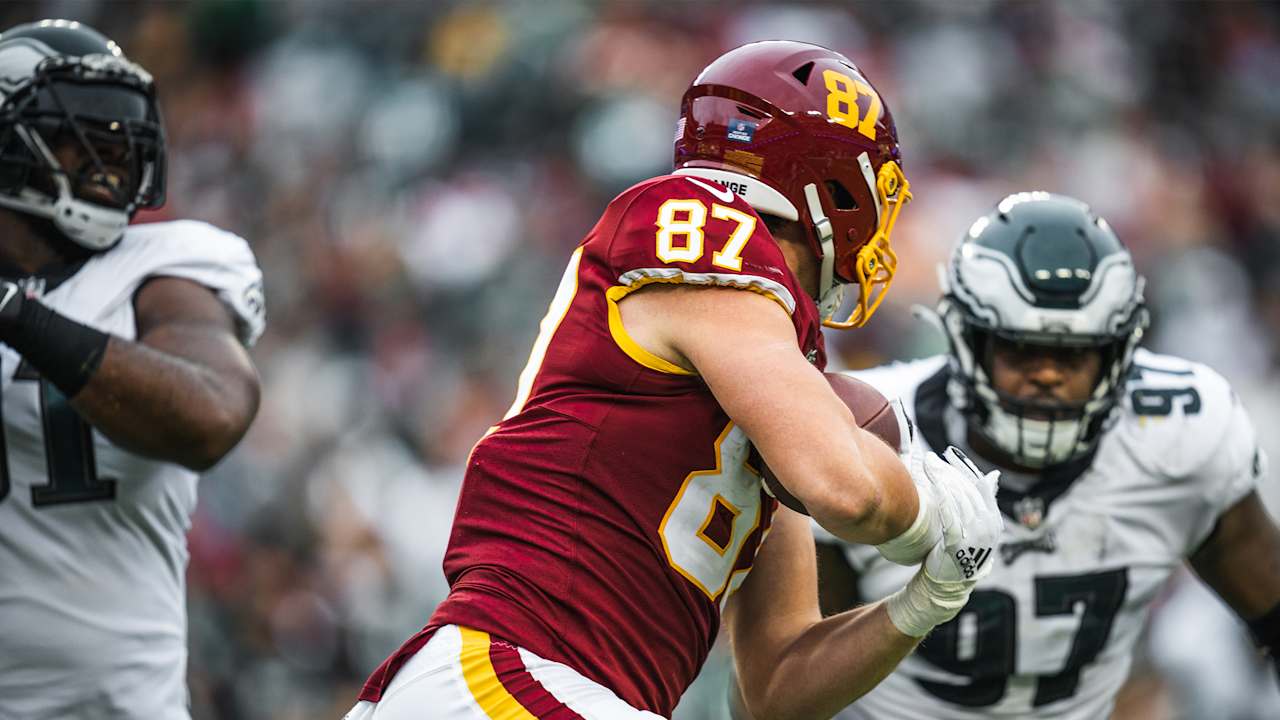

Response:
(823, 160), (911, 329)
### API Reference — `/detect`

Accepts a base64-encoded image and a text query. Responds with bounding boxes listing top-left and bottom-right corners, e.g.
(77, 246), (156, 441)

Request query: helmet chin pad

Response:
(0, 126), (130, 249)
(973, 381), (1094, 468)
(52, 194), (127, 250)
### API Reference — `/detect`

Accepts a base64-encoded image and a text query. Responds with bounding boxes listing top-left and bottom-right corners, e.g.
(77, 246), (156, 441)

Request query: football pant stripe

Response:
(489, 638), (586, 719)
(458, 627), (540, 720)
(357, 627), (438, 702)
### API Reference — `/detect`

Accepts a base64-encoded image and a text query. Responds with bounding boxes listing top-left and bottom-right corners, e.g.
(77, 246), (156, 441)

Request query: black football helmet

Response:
(935, 192), (1149, 468)
(0, 19), (165, 250)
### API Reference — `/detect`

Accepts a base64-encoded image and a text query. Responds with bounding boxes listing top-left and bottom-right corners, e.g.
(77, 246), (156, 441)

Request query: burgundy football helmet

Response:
(674, 41), (910, 328)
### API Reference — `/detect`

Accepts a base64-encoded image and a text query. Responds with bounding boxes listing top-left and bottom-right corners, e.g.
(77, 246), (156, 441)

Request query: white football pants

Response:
(344, 625), (668, 720)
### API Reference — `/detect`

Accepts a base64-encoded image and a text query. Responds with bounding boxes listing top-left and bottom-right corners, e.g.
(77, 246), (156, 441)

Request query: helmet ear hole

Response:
(824, 179), (858, 211)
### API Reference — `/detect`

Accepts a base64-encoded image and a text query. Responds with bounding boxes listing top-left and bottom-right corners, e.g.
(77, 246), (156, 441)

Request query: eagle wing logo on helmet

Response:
(53, 51), (153, 85)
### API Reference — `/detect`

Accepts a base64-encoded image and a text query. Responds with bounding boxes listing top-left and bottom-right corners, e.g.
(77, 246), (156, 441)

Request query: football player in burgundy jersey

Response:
(349, 41), (1003, 720)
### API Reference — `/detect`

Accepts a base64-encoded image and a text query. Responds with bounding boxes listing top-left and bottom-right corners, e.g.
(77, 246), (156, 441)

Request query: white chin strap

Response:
(50, 191), (130, 250)
(0, 125), (129, 251)
(804, 182), (841, 319)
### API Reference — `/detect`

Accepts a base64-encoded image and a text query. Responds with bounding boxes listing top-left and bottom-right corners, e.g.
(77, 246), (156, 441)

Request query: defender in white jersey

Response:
(801, 193), (1280, 719)
(0, 21), (263, 719)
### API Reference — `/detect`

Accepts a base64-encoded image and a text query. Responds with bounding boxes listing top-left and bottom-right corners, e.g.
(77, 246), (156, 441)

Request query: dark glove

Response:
(0, 280), (109, 396)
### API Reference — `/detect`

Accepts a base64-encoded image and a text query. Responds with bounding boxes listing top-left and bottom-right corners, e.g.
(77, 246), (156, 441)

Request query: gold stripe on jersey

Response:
(605, 283), (696, 376)
(605, 271), (795, 376)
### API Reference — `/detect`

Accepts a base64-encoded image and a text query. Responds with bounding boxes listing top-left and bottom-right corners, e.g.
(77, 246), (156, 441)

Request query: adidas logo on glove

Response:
(955, 546), (992, 579)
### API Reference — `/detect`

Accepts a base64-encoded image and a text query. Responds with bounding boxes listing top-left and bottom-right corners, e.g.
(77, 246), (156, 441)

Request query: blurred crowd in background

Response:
(4, 1), (1279, 718)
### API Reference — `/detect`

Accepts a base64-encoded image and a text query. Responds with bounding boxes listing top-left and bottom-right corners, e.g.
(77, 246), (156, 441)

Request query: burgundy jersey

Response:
(360, 175), (826, 715)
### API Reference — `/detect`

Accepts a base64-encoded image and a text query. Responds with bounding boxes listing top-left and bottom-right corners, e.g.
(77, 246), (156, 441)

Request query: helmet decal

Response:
(822, 68), (882, 140)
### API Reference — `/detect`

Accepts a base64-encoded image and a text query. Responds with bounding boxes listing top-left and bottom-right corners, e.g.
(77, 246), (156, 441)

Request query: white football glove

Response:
(885, 446), (1003, 637)
(922, 447), (1001, 582)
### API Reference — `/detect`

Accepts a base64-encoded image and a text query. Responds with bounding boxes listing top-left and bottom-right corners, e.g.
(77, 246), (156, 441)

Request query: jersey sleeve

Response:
(1186, 391), (1265, 552)
(604, 176), (798, 317)
(126, 220), (266, 346)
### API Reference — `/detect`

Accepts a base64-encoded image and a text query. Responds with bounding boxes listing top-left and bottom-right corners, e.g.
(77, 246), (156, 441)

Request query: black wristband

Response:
(6, 298), (110, 398)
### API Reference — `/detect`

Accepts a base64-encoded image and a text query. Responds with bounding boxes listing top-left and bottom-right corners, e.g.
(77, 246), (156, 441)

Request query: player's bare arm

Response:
(728, 507), (918, 720)
(728, 451), (1000, 718)
(1190, 491), (1280, 669)
(727, 541), (870, 718)
(619, 283), (915, 544)
(816, 539), (864, 617)
(81, 276), (259, 469)
(0, 275), (259, 471)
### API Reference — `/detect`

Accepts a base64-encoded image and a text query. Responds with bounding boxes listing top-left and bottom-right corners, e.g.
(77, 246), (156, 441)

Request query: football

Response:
(751, 372), (902, 515)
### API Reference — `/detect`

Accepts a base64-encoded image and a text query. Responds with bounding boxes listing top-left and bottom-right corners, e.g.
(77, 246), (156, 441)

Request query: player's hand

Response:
(884, 447), (1003, 637)
(921, 447), (1001, 583)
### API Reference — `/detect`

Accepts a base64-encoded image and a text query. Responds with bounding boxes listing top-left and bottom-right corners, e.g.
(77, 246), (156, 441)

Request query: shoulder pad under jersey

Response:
(845, 356), (949, 411)
(602, 175), (800, 317)
(115, 220), (265, 346)
(1116, 349), (1261, 499)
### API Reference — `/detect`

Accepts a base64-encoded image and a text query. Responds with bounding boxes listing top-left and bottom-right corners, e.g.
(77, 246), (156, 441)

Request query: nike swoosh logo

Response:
(685, 177), (736, 204)
(0, 284), (17, 313)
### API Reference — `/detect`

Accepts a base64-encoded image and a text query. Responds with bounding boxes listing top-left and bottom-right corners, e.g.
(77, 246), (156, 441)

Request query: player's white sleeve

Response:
(121, 220), (266, 346)
(1187, 393), (1266, 553)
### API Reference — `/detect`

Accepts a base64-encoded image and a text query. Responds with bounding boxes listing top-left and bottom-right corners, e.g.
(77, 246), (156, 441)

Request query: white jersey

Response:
(825, 349), (1262, 720)
(0, 220), (264, 720)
